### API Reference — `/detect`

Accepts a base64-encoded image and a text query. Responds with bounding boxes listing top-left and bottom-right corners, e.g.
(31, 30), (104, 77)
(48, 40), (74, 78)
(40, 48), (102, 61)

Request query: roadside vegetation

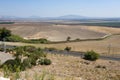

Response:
(84, 50), (99, 61)
(64, 46), (71, 52)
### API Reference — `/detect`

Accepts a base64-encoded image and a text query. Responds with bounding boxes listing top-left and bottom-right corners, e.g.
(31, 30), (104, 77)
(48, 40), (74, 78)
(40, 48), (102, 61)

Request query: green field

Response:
(0, 22), (15, 24)
(80, 22), (120, 28)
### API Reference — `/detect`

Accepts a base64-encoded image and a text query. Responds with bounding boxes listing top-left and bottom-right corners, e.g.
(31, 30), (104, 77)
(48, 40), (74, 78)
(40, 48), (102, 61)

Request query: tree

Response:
(64, 46), (71, 52)
(66, 36), (71, 41)
(0, 28), (11, 41)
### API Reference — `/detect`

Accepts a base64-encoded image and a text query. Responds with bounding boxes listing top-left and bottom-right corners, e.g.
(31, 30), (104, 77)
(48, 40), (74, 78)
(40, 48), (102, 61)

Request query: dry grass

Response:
(25, 54), (120, 80)
(1, 22), (120, 54)
(1, 54), (119, 80)
(5, 35), (120, 54)
(0, 22), (106, 41)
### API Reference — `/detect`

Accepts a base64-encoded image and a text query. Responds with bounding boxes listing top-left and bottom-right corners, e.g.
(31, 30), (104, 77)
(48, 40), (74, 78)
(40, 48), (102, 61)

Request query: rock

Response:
(0, 77), (10, 80)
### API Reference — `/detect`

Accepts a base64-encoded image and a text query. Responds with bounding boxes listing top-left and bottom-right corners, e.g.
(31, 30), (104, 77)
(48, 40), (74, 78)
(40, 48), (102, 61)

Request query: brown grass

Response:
(2, 54), (118, 80)
(0, 22), (106, 41)
(1, 22), (120, 54)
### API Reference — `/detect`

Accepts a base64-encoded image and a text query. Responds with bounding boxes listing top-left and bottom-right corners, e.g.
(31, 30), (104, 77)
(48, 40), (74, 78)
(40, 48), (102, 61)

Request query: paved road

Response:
(45, 50), (120, 61)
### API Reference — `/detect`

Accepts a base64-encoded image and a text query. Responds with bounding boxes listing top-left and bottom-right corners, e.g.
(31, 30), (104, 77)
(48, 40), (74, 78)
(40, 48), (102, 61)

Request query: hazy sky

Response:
(0, 0), (120, 17)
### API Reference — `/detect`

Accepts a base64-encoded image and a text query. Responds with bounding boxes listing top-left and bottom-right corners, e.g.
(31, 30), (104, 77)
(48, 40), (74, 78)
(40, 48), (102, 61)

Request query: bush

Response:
(24, 38), (49, 44)
(45, 47), (57, 51)
(44, 59), (51, 65)
(64, 46), (71, 52)
(39, 58), (51, 65)
(22, 58), (32, 68)
(6, 34), (24, 42)
(66, 36), (71, 41)
(0, 27), (11, 41)
(84, 50), (99, 61)
(1, 59), (22, 72)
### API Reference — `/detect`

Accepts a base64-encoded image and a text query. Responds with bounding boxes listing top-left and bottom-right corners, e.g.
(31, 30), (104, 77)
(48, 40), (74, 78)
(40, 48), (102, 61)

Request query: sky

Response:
(0, 0), (120, 18)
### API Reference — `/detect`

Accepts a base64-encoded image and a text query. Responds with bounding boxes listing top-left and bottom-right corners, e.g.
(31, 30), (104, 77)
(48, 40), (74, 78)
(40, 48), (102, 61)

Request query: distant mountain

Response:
(0, 16), (21, 21)
(56, 15), (89, 20)
(0, 15), (120, 21)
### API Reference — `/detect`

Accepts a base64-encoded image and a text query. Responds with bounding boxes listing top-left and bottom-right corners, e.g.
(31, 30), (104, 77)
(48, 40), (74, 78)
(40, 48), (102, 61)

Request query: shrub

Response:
(75, 38), (80, 41)
(66, 36), (71, 41)
(0, 27), (11, 41)
(22, 58), (32, 68)
(44, 59), (51, 65)
(6, 34), (24, 42)
(39, 58), (51, 65)
(64, 46), (71, 52)
(84, 50), (99, 61)
(1, 59), (21, 72)
(95, 65), (106, 69)
(45, 47), (57, 51)
(39, 58), (45, 65)
(23, 46), (36, 53)
(24, 38), (49, 44)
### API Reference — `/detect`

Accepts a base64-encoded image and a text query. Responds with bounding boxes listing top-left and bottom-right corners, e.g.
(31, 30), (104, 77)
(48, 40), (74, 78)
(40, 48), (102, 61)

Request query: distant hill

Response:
(57, 15), (89, 20)
(0, 15), (120, 21)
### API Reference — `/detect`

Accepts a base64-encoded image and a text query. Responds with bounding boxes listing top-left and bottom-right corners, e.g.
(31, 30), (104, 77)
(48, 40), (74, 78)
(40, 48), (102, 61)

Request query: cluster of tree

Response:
(0, 28), (49, 43)
(0, 27), (11, 41)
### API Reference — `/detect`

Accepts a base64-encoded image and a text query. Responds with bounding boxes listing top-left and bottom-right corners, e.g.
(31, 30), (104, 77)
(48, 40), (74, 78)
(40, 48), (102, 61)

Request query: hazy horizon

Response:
(0, 0), (120, 18)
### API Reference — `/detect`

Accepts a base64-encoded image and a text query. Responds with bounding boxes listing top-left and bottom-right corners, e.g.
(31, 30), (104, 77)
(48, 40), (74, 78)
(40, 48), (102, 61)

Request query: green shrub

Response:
(39, 58), (45, 65)
(6, 34), (24, 42)
(22, 58), (32, 68)
(84, 50), (99, 61)
(23, 46), (36, 53)
(39, 58), (51, 65)
(44, 59), (51, 65)
(24, 38), (49, 44)
(1, 59), (21, 72)
(64, 46), (71, 52)
(0, 27), (11, 41)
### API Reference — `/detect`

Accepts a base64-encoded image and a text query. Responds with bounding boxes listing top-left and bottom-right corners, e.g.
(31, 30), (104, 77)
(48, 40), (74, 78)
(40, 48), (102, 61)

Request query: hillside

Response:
(0, 22), (108, 41)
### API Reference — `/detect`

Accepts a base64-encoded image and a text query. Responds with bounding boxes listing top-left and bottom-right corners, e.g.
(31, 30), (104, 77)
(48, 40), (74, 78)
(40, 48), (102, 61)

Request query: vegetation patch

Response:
(0, 46), (52, 73)
(24, 38), (49, 44)
(64, 46), (71, 52)
(0, 22), (14, 24)
(80, 22), (120, 28)
(84, 50), (99, 61)
(39, 58), (52, 65)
